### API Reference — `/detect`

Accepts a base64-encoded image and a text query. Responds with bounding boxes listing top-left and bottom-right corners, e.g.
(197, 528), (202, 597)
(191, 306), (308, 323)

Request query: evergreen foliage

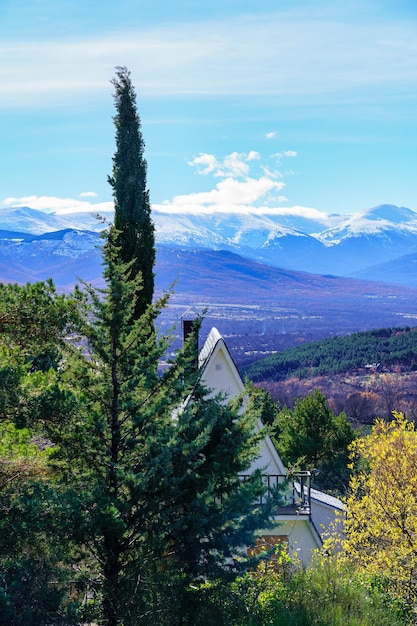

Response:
(0, 422), (83, 625)
(274, 390), (355, 494)
(0, 281), (84, 428)
(243, 326), (417, 382)
(0, 279), (82, 364)
(41, 228), (277, 625)
(108, 65), (155, 322)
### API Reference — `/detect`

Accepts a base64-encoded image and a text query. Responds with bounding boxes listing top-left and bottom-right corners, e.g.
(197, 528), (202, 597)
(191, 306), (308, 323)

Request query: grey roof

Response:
(310, 487), (344, 510)
(294, 482), (344, 511)
(198, 327), (223, 367)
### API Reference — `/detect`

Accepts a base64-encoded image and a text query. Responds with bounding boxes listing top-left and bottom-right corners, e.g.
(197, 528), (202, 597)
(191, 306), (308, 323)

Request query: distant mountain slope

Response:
(243, 326), (417, 383)
(0, 228), (103, 288)
(1, 203), (417, 286)
(155, 246), (413, 304)
(153, 204), (417, 277)
(1, 226), (417, 363)
(0, 206), (81, 234)
(352, 253), (417, 287)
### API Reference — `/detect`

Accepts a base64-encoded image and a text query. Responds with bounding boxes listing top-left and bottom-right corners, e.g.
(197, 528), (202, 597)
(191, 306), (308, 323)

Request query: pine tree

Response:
(0, 281), (87, 623)
(108, 66), (155, 321)
(18, 69), (280, 625)
(46, 231), (274, 625)
(274, 389), (355, 495)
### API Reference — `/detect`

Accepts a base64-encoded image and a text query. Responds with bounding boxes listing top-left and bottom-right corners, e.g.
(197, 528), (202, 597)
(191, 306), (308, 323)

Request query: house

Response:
(197, 325), (344, 566)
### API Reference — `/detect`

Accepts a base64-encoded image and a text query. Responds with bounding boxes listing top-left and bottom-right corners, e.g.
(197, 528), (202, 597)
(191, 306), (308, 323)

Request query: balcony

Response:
(241, 471), (312, 517)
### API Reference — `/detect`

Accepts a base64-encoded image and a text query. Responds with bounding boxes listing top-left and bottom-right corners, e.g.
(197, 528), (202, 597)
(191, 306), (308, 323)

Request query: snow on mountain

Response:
(362, 204), (417, 224)
(4, 203), (416, 251)
(1, 203), (417, 287)
(0, 229), (100, 263)
(152, 209), (329, 250)
(0, 206), (113, 234)
(0, 206), (78, 234)
(316, 204), (417, 245)
(152, 212), (225, 247)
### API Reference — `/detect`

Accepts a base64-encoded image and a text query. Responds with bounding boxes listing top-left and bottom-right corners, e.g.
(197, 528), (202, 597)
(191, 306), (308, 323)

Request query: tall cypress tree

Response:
(108, 66), (155, 321)
(25, 70), (281, 625)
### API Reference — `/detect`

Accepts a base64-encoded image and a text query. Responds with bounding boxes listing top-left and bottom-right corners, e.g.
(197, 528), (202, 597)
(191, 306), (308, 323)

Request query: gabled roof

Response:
(199, 327), (223, 367)
(198, 327), (285, 475)
(198, 327), (245, 400)
(197, 326), (345, 561)
(198, 327), (344, 504)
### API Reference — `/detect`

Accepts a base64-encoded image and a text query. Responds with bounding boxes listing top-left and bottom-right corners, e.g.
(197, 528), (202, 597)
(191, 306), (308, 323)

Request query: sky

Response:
(1, 0), (417, 220)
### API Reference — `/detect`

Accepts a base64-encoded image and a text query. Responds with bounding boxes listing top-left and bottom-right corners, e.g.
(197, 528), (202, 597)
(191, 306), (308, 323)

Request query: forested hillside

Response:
(243, 326), (417, 382)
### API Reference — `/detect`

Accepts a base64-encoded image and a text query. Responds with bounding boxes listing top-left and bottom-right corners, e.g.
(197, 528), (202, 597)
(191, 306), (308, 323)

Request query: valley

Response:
(2, 202), (417, 373)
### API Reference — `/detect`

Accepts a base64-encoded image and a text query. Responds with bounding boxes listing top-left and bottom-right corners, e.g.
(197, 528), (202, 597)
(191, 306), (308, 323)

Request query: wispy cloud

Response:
(189, 151), (261, 179)
(1, 8), (416, 108)
(188, 154), (219, 176)
(273, 150), (298, 163)
(3, 195), (114, 215)
(79, 191), (98, 198)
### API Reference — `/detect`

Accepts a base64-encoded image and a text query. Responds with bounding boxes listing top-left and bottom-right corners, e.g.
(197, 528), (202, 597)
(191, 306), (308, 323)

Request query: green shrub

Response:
(185, 556), (412, 626)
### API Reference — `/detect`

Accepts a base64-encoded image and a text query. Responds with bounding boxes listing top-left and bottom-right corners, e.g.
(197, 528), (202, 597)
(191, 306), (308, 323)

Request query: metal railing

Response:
(240, 471), (312, 515)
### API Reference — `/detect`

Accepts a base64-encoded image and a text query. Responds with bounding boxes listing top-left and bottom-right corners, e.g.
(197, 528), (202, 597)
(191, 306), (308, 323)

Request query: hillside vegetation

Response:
(243, 326), (417, 382)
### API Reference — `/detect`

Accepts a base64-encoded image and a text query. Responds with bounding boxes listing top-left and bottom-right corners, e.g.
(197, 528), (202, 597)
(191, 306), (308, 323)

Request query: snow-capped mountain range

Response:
(0, 203), (417, 288)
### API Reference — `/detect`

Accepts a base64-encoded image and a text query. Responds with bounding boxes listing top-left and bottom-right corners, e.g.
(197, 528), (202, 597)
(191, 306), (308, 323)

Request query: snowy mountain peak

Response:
(0, 206), (79, 234)
(316, 204), (417, 245)
(360, 204), (417, 224)
(2, 202), (417, 283)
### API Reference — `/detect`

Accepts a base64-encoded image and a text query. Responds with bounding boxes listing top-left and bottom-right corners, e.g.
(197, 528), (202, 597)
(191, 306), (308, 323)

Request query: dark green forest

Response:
(243, 326), (417, 382)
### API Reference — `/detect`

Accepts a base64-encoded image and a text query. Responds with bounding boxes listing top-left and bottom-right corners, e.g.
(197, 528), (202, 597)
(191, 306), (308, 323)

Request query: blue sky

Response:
(1, 0), (417, 220)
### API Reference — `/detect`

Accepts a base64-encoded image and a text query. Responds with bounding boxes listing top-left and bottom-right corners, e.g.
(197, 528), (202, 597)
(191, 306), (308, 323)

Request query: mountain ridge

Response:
(1, 205), (417, 363)
(2, 202), (416, 286)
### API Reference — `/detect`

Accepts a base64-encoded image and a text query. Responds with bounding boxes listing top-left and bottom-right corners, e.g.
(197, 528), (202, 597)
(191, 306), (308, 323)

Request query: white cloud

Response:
(3, 191), (327, 220)
(153, 149), (333, 219)
(154, 196), (326, 219)
(190, 151), (263, 179)
(273, 151), (298, 162)
(188, 153), (219, 175)
(266, 132), (277, 139)
(154, 150), (321, 215)
(79, 191), (98, 198)
(3, 195), (114, 215)
(261, 165), (282, 179)
(172, 177), (285, 207)
(220, 153), (251, 178)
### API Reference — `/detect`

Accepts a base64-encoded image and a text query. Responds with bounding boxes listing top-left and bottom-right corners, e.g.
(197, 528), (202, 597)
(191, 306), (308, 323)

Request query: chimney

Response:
(181, 308), (199, 371)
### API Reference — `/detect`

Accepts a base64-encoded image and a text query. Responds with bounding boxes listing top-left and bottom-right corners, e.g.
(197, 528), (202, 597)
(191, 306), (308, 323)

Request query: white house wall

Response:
(198, 327), (343, 564)
(200, 329), (286, 476)
(258, 519), (322, 567)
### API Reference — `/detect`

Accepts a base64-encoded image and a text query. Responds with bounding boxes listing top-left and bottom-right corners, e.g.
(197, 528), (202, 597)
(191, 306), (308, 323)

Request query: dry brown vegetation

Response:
(259, 368), (417, 427)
